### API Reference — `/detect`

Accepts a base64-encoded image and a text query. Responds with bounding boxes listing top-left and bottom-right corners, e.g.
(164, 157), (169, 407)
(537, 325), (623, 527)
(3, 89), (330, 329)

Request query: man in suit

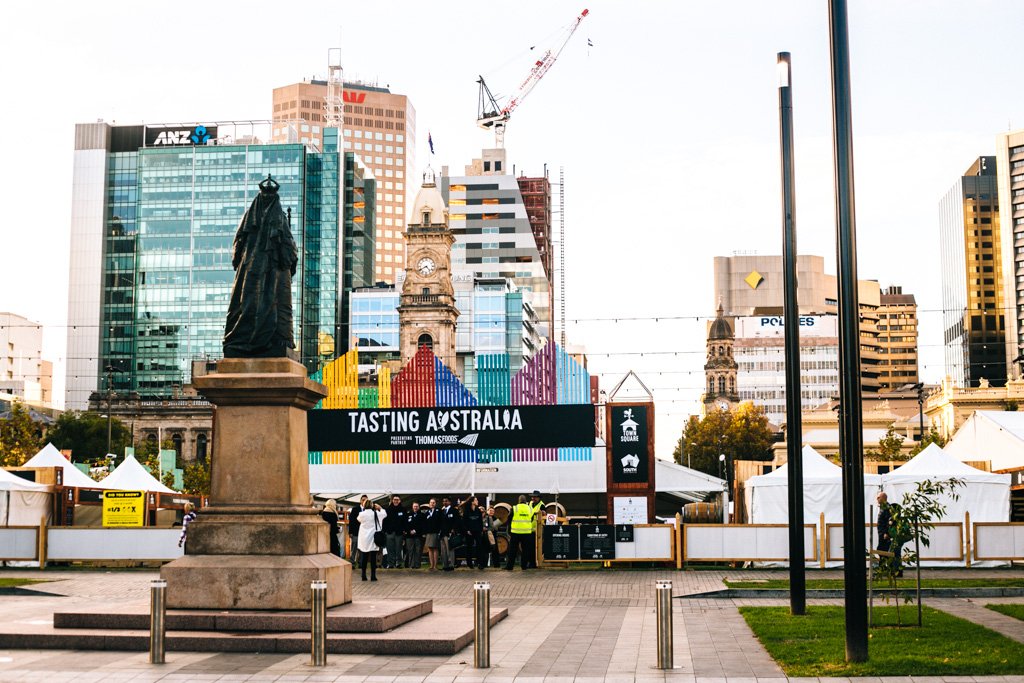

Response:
(439, 496), (463, 571)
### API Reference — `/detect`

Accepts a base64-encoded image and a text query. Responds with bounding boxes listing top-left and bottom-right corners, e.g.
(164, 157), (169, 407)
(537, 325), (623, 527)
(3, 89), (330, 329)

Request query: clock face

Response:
(716, 399), (730, 411)
(417, 257), (436, 276)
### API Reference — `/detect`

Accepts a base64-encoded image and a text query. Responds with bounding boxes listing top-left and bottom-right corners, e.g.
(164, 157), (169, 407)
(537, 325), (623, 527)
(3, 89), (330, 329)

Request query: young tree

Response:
(866, 425), (907, 461)
(908, 428), (947, 456)
(673, 402), (774, 485)
(162, 470), (178, 490)
(182, 459), (211, 495)
(135, 437), (174, 476)
(47, 411), (131, 463)
(0, 400), (43, 466)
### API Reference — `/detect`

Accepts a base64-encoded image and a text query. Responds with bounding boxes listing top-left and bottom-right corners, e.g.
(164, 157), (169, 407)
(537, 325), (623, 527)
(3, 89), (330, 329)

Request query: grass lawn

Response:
(725, 577), (1024, 590)
(0, 578), (46, 588)
(986, 603), (1024, 621)
(740, 605), (1024, 676)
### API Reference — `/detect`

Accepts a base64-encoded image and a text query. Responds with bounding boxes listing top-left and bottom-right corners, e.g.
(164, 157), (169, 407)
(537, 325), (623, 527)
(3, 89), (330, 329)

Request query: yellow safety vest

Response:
(530, 500), (544, 516)
(510, 503), (535, 535)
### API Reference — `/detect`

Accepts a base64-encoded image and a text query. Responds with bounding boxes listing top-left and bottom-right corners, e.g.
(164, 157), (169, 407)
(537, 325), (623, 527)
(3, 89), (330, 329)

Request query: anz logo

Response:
(150, 125), (214, 146)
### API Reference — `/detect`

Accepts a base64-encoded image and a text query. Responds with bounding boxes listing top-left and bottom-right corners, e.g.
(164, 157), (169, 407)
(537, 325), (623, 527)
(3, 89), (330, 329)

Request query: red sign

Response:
(343, 91), (367, 104)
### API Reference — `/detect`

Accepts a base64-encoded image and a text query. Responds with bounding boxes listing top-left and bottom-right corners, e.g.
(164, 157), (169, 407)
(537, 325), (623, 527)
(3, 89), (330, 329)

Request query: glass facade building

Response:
(66, 122), (373, 406)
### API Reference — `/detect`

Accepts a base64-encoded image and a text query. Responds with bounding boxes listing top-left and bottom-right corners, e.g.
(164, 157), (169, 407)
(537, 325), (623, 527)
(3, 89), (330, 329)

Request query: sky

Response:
(1, 0), (1023, 458)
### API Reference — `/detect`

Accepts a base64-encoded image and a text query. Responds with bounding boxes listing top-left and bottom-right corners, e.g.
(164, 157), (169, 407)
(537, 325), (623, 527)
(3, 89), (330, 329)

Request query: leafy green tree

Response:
(135, 437), (174, 476)
(47, 411), (131, 464)
(0, 400), (43, 466)
(162, 470), (177, 490)
(866, 425), (907, 461)
(182, 459), (211, 495)
(908, 428), (947, 456)
(673, 402), (774, 486)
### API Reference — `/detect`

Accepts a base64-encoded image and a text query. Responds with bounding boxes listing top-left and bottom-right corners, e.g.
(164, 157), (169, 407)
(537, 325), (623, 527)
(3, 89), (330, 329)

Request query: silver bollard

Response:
(655, 580), (673, 669)
(473, 581), (491, 668)
(311, 580), (327, 666)
(149, 579), (167, 664)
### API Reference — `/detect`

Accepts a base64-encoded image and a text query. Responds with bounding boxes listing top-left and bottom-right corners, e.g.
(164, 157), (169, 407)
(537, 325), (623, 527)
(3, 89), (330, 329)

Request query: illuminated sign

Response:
(146, 124), (217, 147)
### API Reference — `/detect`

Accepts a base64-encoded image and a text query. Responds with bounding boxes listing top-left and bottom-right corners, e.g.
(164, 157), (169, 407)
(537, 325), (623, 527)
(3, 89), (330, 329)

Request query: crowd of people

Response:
(320, 491), (547, 580)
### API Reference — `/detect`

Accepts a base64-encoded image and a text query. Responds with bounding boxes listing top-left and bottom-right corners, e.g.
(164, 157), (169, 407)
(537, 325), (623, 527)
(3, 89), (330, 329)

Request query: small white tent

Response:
(746, 445), (881, 524)
(23, 443), (101, 489)
(943, 411), (1024, 471)
(881, 443), (1010, 523)
(99, 454), (177, 494)
(0, 468), (51, 526)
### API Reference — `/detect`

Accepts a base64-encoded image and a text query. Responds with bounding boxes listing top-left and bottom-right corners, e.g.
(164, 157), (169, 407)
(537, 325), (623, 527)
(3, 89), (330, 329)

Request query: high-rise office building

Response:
(877, 286), (919, 391)
(271, 79), (415, 284)
(939, 156), (1006, 388)
(440, 148), (553, 337)
(712, 254), (902, 394)
(65, 121), (372, 410)
(997, 130), (1024, 379)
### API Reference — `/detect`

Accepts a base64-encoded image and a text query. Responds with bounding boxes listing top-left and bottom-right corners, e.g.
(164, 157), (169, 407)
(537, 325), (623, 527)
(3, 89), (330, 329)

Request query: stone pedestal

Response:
(161, 358), (350, 610)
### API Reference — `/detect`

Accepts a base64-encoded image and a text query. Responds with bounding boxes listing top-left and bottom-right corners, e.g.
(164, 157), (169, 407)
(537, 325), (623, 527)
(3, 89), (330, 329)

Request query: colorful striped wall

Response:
(308, 343), (593, 464)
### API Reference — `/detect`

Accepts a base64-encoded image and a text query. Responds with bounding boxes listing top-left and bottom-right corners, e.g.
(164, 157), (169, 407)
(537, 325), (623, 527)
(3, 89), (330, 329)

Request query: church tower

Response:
(704, 303), (739, 411)
(398, 171), (460, 371)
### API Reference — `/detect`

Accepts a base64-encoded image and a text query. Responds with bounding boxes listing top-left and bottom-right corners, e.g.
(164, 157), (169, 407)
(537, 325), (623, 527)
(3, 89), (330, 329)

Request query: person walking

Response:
(463, 496), (485, 569)
(404, 501), (425, 568)
(505, 494), (536, 571)
(423, 498), (441, 570)
(876, 491), (903, 577)
(382, 495), (407, 569)
(356, 498), (386, 581)
(178, 502), (197, 550)
(348, 495), (367, 565)
(321, 498), (342, 557)
(439, 496), (463, 571)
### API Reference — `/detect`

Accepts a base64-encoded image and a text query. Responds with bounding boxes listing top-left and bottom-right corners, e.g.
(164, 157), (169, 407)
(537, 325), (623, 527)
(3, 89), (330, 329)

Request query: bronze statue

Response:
(223, 175), (298, 358)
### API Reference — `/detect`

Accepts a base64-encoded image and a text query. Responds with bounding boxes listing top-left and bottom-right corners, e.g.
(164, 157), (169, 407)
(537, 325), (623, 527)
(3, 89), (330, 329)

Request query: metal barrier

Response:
(149, 579), (167, 664)
(474, 581), (491, 668)
(655, 580), (673, 669)
(311, 580), (327, 666)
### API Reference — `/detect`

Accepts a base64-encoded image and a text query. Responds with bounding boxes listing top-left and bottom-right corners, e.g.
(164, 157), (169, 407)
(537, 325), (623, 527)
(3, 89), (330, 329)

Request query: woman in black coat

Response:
(321, 499), (342, 557)
(462, 496), (485, 569)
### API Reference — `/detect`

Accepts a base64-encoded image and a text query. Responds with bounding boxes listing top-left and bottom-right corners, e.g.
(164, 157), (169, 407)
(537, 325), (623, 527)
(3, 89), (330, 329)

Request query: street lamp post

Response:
(778, 50), (806, 616)
(105, 366), (115, 457)
(915, 384), (926, 442)
(718, 453), (726, 485)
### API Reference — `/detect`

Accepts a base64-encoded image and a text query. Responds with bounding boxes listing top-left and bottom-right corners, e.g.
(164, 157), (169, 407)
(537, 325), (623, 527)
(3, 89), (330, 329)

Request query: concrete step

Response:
(0, 606), (507, 656)
(53, 598), (432, 633)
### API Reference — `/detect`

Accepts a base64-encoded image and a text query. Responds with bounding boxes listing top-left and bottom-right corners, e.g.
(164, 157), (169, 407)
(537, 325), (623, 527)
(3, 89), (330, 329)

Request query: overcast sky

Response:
(2, 1), (1023, 457)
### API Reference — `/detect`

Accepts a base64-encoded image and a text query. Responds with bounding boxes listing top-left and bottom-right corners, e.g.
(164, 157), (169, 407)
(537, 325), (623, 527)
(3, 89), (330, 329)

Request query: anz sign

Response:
(146, 124), (217, 147)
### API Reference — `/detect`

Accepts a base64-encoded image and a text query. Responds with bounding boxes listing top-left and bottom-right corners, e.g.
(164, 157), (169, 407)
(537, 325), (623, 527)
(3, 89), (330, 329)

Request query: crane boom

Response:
(476, 8), (589, 147)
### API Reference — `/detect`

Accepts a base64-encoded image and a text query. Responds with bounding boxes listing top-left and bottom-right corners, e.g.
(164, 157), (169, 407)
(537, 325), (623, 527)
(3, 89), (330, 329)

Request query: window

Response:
(718, 377), (726, 394)
(418, 333), (433, 350)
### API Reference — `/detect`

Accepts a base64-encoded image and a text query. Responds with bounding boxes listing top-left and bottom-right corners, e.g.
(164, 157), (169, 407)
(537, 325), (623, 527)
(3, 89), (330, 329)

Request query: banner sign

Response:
(580, 524), (616, 560)
(542, 525), (580, 560)
(307, 404), (595, 452)
(144, 124), (217, 147)
(609, 405), (649, 483)
(102, 490), (145, 527)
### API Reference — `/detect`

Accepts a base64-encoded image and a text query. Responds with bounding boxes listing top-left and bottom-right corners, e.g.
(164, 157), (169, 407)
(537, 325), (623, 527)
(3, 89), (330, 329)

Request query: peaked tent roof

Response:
(752, 444), (881, 486)
(654, 458), (726, 493)
(942, 410), (1024, 471)
(882, 442), (1009, 484)
(99, 454), (177, 493)
(0, 467), (51, 491)
(23, 443), (101, 488)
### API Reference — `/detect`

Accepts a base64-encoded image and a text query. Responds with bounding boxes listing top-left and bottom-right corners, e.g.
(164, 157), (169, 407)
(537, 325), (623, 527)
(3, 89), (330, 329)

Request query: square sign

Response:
(102, 490), (145, 527)
(610, 405), (649, 483)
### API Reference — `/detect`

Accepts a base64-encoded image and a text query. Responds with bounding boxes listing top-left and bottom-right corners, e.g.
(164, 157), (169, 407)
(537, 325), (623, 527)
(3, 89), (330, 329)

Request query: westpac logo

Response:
(149, 125), (215, 146)
(343, 91), (367, 104)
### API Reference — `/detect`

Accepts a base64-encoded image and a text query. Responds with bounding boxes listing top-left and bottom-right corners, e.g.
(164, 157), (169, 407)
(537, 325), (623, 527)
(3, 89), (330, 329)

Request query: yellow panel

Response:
(320, 350), (359, 409)
(378, 366), (392, 408)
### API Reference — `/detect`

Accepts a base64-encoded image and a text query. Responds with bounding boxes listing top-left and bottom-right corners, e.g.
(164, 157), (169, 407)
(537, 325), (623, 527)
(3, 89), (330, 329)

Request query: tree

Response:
(135, 437), (174, 476)
(908, 428), (947, 456)
(866, 425), (907, 461)
(162, 470), (177, 490)
(673, 403), (774, 486)
(0, 400), (43, 466)
(46, 411), (132, 464)
(182, 459), (211, 495)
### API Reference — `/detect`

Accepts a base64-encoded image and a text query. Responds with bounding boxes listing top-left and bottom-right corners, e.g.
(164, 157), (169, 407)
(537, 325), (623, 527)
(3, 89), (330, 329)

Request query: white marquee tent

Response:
(746, 445), (881, 524)
(23, 443), (101, 489)
(99, 454), (177, 494)
(0, 467), (51, 526)
(880, 443), (1010, 523)
(942, 411), (1024, 471)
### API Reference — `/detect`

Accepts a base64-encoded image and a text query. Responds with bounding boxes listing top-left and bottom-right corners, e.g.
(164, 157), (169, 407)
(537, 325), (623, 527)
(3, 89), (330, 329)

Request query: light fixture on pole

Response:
(778, 50), (806, 616)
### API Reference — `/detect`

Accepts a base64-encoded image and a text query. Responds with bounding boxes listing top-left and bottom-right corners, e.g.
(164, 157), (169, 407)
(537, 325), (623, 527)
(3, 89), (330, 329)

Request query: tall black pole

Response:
(777, 52), (806, 616)
(828, 0), (868, 662)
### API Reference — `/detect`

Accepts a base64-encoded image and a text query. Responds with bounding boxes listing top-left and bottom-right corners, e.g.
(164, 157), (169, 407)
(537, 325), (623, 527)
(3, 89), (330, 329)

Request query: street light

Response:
(718, 453), (726, 484)
(913, 383), (926, 443)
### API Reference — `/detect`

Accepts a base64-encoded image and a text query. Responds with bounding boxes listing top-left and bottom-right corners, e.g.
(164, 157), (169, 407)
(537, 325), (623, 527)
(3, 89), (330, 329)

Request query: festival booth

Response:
(22, 442), (100, 489)
(745, 444), (881, 524)
(0, 468), (51, 526)
(942, 410), (1024, 472)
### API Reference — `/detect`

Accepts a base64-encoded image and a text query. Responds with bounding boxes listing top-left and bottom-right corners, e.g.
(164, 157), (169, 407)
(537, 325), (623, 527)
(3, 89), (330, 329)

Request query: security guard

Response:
(527, 490), (545, 568)
(504, 494), (536, 571)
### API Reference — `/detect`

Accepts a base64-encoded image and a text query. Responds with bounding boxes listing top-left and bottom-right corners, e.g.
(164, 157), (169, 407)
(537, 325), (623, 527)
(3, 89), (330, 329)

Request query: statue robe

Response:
(223, 188), (298, 358)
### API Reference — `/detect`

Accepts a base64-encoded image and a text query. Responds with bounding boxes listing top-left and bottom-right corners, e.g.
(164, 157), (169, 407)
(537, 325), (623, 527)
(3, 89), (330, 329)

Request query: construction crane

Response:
(477, 8), (589, 148)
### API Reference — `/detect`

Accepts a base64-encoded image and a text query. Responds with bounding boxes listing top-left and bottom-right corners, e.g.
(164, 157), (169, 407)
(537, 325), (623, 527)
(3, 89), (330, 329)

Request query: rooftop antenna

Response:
(325, 43), (344, 129)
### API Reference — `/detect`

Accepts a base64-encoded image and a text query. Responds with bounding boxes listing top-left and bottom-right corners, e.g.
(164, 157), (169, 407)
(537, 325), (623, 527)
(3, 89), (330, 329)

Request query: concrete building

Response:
(441, 148), (553, 337)
(924, 376), (1024, 440)
(0, 313), (53, 407)
(65, 121), (372, 409)
(940, 156), (1006, 388)
(271, 80), (415, 285)
(877, 286), (920, 391)
(712, 254), (910, 394)
(997, 130), (1024, 379)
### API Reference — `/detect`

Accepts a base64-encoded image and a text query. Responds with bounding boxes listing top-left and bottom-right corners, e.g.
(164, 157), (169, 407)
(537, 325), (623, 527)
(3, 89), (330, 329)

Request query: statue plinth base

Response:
(161, 357), (350, 610)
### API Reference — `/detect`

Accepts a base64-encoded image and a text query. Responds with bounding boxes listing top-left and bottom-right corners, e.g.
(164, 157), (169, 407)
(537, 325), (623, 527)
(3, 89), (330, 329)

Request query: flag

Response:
(587, 38), (594, 47)
(428, 132), (434, 155)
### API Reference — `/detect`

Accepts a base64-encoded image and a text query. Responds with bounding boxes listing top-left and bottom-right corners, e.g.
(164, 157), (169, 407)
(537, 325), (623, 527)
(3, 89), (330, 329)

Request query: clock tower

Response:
(398, 171), (460, 371)
(704, 302), (739, 411)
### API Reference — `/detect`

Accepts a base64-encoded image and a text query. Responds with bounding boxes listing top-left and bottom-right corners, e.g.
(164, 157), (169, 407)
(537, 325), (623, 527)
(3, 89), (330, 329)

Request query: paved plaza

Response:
(0, 567), (1023, 682)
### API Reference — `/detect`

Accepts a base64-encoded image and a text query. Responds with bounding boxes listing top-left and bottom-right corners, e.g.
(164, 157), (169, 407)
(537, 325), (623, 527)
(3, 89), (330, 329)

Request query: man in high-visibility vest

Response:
(504, 494), (536, 571)
(527, 490), (545, 568)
